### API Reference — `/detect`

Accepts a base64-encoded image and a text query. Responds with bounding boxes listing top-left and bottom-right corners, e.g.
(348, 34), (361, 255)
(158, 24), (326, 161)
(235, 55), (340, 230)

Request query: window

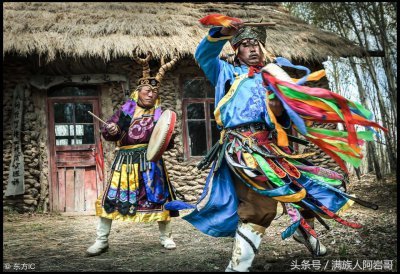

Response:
(48, 86), (98, 146)
(182, 78), (220, 160)
(53, 103), (95, 146)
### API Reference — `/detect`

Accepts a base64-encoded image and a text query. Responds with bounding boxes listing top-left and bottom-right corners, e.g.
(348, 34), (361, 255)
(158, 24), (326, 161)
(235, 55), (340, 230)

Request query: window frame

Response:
(181, 76), (216, 161)
(53, 102), (96, 146)
(47, 84), (101, 151)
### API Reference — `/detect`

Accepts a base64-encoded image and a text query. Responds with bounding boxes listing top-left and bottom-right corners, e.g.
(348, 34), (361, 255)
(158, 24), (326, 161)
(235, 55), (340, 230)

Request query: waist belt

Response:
(232, 124), (310, 146)
(111, 146), (151, 173)
(232, 123), (269, 133)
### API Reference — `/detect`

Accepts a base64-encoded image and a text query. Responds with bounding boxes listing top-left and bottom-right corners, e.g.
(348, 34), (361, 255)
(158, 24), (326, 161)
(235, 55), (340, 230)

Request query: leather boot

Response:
(293, 218), (327, 256)
(158, 220), (176, 249)
(225, 222), (266, 272)
(86, 217), (112, 256)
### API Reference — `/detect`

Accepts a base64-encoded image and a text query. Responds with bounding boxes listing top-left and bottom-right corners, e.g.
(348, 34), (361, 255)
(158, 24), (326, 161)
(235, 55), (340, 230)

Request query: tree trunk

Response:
(360, 2), (397, 122)
(367, 142), (383, 180)
(343, 4), (397, 174)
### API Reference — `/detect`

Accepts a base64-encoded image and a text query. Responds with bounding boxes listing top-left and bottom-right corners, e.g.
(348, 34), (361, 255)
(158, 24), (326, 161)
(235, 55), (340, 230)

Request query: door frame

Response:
(46, 89), (103, 212)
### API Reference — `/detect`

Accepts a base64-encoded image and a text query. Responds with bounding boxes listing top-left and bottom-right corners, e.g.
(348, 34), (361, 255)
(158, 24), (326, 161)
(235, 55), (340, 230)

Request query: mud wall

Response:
(3, 56), (341, 213)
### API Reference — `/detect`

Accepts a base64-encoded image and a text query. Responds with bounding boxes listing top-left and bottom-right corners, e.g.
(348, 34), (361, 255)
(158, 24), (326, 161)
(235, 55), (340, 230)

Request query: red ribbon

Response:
(248, 64), (263, 78)
(93, 141), (104, 181)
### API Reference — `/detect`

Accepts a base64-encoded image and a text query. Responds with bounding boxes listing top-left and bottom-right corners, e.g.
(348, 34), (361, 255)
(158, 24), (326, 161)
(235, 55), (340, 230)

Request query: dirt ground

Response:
(3, 173), (397, 272)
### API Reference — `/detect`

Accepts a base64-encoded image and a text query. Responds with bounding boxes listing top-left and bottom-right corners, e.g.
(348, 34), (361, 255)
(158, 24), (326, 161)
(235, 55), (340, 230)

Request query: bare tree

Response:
(285, 2), (397, 177)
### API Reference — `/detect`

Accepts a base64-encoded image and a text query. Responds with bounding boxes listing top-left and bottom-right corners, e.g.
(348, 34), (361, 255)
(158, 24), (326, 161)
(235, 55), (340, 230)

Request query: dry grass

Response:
(3, 2), (364, 63)
(3, 173), (396, 272)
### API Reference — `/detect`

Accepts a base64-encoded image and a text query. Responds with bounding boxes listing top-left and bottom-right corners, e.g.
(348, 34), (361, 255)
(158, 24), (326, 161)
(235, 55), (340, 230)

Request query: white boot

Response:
(86, 217), (112, 256)
(293, 218), (327, 256)
(158, 220), (176, 249)
(225, 222), (266, 272)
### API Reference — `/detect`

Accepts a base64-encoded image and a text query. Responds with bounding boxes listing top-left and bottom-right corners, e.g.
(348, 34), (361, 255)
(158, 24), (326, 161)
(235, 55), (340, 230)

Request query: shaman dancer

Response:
(86, 52), (179, 256)
(166, 18), (385, 272)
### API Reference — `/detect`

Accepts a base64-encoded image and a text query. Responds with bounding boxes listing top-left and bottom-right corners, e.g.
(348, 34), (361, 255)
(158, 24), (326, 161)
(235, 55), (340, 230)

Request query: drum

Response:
(146, 109), (176, 162)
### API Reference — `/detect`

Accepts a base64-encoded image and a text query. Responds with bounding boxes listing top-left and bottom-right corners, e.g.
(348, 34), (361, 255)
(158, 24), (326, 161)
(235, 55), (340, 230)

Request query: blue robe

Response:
(166, 27), (353, 238)
(168, 27), (291, 237)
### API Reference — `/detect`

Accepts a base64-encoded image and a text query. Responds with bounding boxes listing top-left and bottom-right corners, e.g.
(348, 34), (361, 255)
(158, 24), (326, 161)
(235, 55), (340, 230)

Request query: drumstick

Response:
(87, 111), (108, 126)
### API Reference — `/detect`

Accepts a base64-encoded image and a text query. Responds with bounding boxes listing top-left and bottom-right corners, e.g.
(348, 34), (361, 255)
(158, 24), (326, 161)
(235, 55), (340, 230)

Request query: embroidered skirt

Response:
(95, 144), (178, 222)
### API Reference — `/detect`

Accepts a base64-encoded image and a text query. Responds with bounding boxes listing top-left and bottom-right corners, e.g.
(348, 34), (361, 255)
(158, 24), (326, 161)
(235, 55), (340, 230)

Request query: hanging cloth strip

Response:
(261, 69), (388, 173)
(220, 128), (379, 229)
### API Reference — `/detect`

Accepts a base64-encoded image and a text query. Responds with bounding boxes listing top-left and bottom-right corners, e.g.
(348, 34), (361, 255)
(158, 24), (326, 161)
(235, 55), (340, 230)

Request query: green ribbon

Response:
(336, 151), (362, 168)
(306, 127), (374, 141)
(306, 135), (360, 154)
(300, 170), (342, 186)
(252, 153), (285, 187)
(351, 101), (373, 119)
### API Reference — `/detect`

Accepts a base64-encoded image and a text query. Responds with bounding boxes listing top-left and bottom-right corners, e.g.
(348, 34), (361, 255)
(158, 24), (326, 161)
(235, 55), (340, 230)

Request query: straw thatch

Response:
(3, 2), (366, 63)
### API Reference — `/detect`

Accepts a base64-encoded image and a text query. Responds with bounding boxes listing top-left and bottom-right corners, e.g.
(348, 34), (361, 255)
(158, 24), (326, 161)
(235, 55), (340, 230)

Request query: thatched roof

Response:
(3, 2), (366, 63)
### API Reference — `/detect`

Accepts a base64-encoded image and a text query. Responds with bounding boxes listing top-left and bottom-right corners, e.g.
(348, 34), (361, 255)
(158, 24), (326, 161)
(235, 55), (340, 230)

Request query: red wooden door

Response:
(47, 86), (104, 214)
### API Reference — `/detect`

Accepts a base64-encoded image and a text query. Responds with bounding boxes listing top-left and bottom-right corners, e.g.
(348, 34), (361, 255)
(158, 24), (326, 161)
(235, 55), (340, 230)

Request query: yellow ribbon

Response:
(242, 152), (258, 169)
(265, 91), (289, 147)
(219, 129), (226, 144)
(291, 69), (326, 83)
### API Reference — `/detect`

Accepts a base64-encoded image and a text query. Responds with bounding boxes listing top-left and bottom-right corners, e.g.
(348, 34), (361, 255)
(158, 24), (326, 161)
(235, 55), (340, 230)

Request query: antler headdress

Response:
(132, 51), (179, 90)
